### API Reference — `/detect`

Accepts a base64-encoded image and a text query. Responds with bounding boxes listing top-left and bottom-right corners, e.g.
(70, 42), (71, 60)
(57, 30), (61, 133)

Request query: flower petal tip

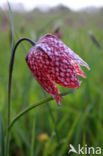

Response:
(57, 101), (61, 106)
(55, 96), (61, 106)
(87, 65), (90, 70)
(82, 73), (87, 78)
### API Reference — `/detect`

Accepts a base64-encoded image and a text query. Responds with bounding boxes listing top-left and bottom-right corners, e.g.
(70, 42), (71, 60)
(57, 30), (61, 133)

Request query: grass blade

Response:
(30, 119), (35, 156)
(0, 112), (5, 156)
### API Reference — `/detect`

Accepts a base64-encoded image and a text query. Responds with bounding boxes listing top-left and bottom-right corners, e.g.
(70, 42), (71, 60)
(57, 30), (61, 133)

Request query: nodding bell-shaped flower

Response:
(26, 34), (90, 105)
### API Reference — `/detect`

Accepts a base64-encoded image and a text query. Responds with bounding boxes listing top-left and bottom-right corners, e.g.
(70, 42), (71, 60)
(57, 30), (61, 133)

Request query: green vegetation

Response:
(0, 5), (103, 156)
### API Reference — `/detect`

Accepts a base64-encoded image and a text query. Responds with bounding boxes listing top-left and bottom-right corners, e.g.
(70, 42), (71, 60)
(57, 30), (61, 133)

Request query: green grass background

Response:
(0, 6), (103, 156)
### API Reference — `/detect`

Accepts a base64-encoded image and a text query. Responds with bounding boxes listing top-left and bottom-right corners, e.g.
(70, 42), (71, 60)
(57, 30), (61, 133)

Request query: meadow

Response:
(0, 5), (103, 156)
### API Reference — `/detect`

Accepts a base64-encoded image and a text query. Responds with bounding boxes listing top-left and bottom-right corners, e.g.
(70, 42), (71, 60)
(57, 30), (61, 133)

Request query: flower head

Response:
(26, 34), (90, 105)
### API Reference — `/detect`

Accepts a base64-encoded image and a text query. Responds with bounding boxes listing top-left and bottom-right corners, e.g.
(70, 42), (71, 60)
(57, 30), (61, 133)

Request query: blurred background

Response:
(0, 0), (103, 155)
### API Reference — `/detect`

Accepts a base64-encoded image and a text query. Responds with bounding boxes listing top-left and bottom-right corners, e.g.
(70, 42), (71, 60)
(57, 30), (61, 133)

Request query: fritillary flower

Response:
(26, 34), (90, 105)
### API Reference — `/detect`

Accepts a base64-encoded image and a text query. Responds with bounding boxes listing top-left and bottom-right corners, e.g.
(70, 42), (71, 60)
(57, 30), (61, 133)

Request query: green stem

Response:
(6, 38), (35, 156)
(8, 37), (35, 125)
(8, 90), (74, 131)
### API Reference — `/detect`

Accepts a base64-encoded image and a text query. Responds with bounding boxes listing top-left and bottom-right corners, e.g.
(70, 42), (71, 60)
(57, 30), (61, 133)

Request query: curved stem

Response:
(6, 38), (36, 156)
(8, 90), (74, 131)
(8, 38), (35, 125)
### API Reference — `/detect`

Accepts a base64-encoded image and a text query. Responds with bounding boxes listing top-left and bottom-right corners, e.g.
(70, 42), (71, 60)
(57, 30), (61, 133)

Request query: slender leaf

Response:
(0, 112), (5, 156)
